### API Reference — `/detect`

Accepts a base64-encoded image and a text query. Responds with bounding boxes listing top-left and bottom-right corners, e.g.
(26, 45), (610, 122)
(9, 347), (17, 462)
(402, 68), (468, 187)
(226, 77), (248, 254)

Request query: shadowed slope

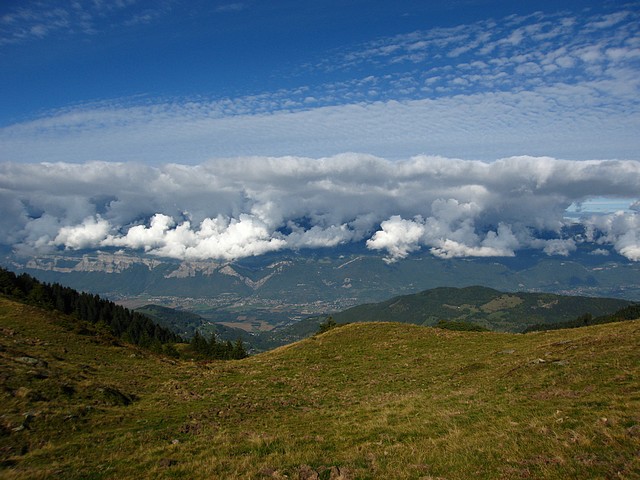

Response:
(330, 286), (633, 331)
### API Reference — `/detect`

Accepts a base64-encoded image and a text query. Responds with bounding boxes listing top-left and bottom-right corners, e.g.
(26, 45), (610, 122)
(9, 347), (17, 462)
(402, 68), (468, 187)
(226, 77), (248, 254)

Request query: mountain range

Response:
(4, 246), (640, 333)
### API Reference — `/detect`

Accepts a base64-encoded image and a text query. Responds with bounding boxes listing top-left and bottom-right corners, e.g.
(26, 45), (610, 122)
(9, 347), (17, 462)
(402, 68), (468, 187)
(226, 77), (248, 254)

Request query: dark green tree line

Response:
(524, 304), (640, 333)
(0, 267), (180, 347)
(189, 331), (247, 360)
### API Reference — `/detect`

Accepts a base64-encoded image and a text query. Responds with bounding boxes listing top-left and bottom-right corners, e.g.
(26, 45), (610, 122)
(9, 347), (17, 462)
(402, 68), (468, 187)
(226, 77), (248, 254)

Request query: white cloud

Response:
(587, 11), (631, 30)
(366, 216), (426, 263)
(2, 155), (638, 262)
(1, 81), (638, 163)
(53, 216), (111, 250)
(0, 0), (170, 45)
(586, 211), (640, 261)
(368, 203), (522, 262)
(285, 223), (360, 249)
(168, 215), (286, 261)
(541, 238), (577, 257)
(105, 213), (175, 250)
(430, 239), (515, 260)
(619, 241), (640, 261)
(479, 223), (520, 254)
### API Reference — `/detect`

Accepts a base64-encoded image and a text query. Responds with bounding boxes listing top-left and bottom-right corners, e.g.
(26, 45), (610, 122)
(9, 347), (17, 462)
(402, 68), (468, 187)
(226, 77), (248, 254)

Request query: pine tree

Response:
(317, 316), (337, 334)
(232, 339), (248, 359)
(190, 331), (208, 355)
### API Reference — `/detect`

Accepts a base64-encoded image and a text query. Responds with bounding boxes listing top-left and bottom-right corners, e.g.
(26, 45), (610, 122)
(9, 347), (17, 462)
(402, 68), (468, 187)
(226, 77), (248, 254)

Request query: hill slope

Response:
(1, 296), (639, 479)
(330, 285), (633, 332)
(135, 304), (252, 342)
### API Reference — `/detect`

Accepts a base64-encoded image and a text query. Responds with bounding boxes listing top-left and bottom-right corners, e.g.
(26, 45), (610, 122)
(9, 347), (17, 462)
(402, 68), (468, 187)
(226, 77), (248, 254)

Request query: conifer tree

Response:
(232, 339), (248, 359)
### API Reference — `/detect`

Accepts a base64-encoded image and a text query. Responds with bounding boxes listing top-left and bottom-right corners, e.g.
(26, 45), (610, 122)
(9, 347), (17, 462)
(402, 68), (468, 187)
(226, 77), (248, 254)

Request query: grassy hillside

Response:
(331, 285), (633, 332)
(1, 296), (639, 479)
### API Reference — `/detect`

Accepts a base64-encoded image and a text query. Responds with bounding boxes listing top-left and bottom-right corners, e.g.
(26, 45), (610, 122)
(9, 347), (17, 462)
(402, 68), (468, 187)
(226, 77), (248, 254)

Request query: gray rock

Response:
(14, 356), (48, 368)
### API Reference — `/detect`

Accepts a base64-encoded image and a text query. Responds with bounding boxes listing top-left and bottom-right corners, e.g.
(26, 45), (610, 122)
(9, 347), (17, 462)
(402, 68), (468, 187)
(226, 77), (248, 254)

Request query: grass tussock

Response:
(1, 298), (639, 479)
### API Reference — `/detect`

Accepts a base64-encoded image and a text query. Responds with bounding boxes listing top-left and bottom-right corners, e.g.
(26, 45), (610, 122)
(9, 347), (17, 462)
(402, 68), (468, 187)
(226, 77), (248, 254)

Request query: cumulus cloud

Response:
(585, 211), (640, 261)
(53, 216), (110, 250)
(1, 155), (639, 263)
(366, 216), (426, 262)
(366, 207), (522, 262)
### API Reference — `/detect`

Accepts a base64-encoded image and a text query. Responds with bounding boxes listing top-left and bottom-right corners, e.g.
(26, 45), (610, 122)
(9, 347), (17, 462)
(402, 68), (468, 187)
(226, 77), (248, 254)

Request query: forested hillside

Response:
(524, 303), (640, 332)
(0, 267), (180, 348)
(136, 304), (252, 343)
(330, 286), (633, 332)
(0, 268), (247, 360)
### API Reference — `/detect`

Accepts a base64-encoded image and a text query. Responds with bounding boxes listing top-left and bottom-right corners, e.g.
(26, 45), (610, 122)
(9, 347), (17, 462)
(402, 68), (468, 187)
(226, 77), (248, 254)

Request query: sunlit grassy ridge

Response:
(1, 296), (639, 479)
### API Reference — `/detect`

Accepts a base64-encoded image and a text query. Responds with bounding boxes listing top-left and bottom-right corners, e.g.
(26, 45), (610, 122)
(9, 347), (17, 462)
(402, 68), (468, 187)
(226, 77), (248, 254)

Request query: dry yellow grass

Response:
(1, 297), (639, 479)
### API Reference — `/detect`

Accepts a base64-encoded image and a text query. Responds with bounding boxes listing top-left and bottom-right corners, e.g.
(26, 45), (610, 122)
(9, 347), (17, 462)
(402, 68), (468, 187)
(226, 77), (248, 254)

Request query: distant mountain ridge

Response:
(329, 286), (633, 332)
(5, 248), (640, 343)
(6, 247), (640, 307)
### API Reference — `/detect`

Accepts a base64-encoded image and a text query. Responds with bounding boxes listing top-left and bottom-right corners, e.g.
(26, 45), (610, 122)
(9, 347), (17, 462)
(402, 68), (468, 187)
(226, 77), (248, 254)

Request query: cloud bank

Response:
(1, 155), (639, 263)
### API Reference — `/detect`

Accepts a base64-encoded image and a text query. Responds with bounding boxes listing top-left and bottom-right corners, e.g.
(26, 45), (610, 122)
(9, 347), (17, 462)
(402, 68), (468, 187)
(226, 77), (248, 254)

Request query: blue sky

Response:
(1, 0), (614, 123)
(1, 1), (639, 263)
(1, 0), (639, 162)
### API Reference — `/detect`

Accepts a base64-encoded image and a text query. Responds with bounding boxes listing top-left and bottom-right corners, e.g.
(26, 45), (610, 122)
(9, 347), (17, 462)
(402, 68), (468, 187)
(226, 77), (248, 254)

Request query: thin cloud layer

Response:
(1, 4), (639, 163)
(1, 155), (639, 262)
(0, 0), (171, 46)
